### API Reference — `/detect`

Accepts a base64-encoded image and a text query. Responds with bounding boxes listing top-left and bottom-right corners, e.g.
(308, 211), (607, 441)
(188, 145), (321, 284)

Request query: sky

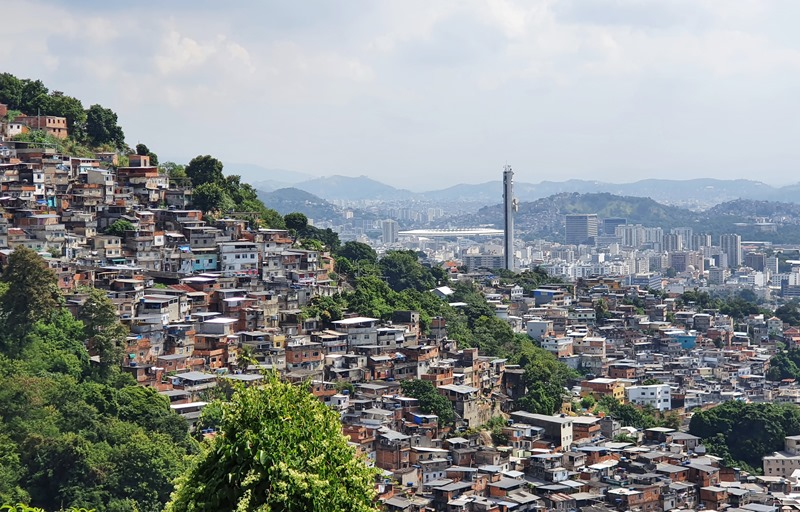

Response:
(3, 0), (800, 190)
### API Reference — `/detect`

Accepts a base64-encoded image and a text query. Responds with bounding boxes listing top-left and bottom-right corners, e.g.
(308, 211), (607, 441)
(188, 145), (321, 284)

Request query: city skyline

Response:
(4, 1), (800, 189)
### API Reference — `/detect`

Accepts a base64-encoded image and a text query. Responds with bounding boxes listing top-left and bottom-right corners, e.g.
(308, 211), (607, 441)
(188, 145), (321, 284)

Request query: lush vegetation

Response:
(766, 349), (800, 381)
(1, 506), (92, 512)
(0, 248), (196, 510)
(775, 301), (800, 326)
(282, 212), (341, 252)
(167, 373), (380, 511)
(594, 396), (680, 431)
(104, 219), (134, 238)
(690, 401), (800, 472)
(307, 249), (580, 417)
(678, 289), (770, 320)
(400, 380), (455, 426)
(185, 155), (285, 228)
(491, 267), (563, 294)
(0, 73), (125, 152)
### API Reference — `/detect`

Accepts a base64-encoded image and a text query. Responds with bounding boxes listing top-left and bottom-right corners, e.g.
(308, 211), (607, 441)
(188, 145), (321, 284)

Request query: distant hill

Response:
(228, 163), (317, 192)
(292, 175), (415, 202)
(446, 193), (800, 243)
(422, 178), (779, 209)
(454, 192), (696, 240)
(257, 187), (342, 220)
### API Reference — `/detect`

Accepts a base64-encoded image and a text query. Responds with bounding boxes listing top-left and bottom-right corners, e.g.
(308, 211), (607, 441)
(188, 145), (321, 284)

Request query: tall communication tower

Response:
(503, 165), (517, 271)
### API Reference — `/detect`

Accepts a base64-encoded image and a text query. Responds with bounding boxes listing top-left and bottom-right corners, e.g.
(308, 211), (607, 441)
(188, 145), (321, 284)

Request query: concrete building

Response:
(565, 214), (598, 246)
(627, 384), (672, 412)
(763, 436), (800, 478)
(382, 219), (399, 244)
(719, 234), (742, 268)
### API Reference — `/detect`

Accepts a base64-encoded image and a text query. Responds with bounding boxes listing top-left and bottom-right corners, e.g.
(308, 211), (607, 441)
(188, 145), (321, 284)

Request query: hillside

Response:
(257, 187), (342, 220)
(447, 193), (800, 243)
(294, 175), (415, 201)
(449, 192), (694, 240)
(420, 178), (778, 209)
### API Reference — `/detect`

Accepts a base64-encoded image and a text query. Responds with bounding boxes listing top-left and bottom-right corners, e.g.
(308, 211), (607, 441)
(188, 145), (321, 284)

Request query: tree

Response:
(400, 379), (455, 426)
(46, 92), (86, 137)
(135, 143), (158, 166)
(167, 373), (380, 511)
(104, 219), (134, 238)
(85, 104), (125, 149)
(1, 247), (61, 341)
(284, 212), (308, 233)
(0, 73), (23, 108)
(185, 155), (224, 187)
(379, 250), (436, 292)
(337, 241), (377, 265)
(192, 182), (233, 213)
(690, 401), (800, 470)
(78, 288), (119, 336)
(18, 79), (48, 114)
(160, 161), (188, 184)
(776, 301), (800, 326)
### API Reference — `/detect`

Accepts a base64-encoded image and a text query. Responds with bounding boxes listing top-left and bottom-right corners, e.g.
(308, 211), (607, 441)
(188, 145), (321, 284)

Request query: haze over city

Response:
(3, 0), (800, 189)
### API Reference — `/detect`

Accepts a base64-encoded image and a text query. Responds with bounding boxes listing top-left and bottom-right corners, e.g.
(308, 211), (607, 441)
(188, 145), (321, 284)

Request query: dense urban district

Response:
(4, 76), (800, 512)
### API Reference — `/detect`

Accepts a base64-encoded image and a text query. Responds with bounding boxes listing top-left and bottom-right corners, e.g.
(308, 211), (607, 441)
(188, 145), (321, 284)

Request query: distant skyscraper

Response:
(503, 165), (516, 271)
(382, 219), (398, 244)
(744, 252), (766, 272)
(719, 233), (742, 268)
(689, 233), (712, 251)
(766, 256), (779, 275)
(662, 233), (683, 252)
(565, 214), (598, 245)
(602, 217), (626, 236)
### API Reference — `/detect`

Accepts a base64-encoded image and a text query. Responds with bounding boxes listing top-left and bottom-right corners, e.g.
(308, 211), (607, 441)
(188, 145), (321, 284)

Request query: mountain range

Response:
(249, 172), (800, 209)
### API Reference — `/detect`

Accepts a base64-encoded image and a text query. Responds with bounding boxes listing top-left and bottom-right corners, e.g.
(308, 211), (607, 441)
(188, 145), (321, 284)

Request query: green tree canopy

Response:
(379, 250), (437, 292)
(85, 104), (125, 149)
(284, 212), (309, 232)
(167, 373), (380, 511)
(104, 219), (134, 238)
(400, 379), (455, 426)
(1, 247), (62, 343)
(690, 401), (800, 470)
(46, 92), (86, 137)
(192, 182), (234, 213)
(776, 301), (800, 326)
(135, 143), (158, 165)
(185, 155), (224, 187)
(337, 241), (377, 265)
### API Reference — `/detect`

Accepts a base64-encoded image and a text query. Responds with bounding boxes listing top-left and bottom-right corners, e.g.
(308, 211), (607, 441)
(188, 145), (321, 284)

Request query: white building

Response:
(382, 219), (398, 244)
(218, 241), (260, 277)
(764, 436), (800, 478)
(627, 384), (671, 412)
(526, 319), (553, 340)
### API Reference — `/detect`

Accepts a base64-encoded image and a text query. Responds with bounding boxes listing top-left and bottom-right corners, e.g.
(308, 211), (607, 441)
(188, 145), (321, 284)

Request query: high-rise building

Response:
(766, 256), (780, 275)
(565, 214), (598, 245)
(671, 227), (693, 244)
(662, 233), (683, 253)
(503, 165), (515, 271)
(719, 234), (742, 268)
(689, 233), (712, 251)
(616, 224), (645, 248)
(382, 219), (398, 244)
(744, 252), (766, 272)
(602, 217), (626, 236)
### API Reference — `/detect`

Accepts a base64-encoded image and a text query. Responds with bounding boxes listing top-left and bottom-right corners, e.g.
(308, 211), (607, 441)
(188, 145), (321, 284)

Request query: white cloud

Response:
(2, 0), (800, 187)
